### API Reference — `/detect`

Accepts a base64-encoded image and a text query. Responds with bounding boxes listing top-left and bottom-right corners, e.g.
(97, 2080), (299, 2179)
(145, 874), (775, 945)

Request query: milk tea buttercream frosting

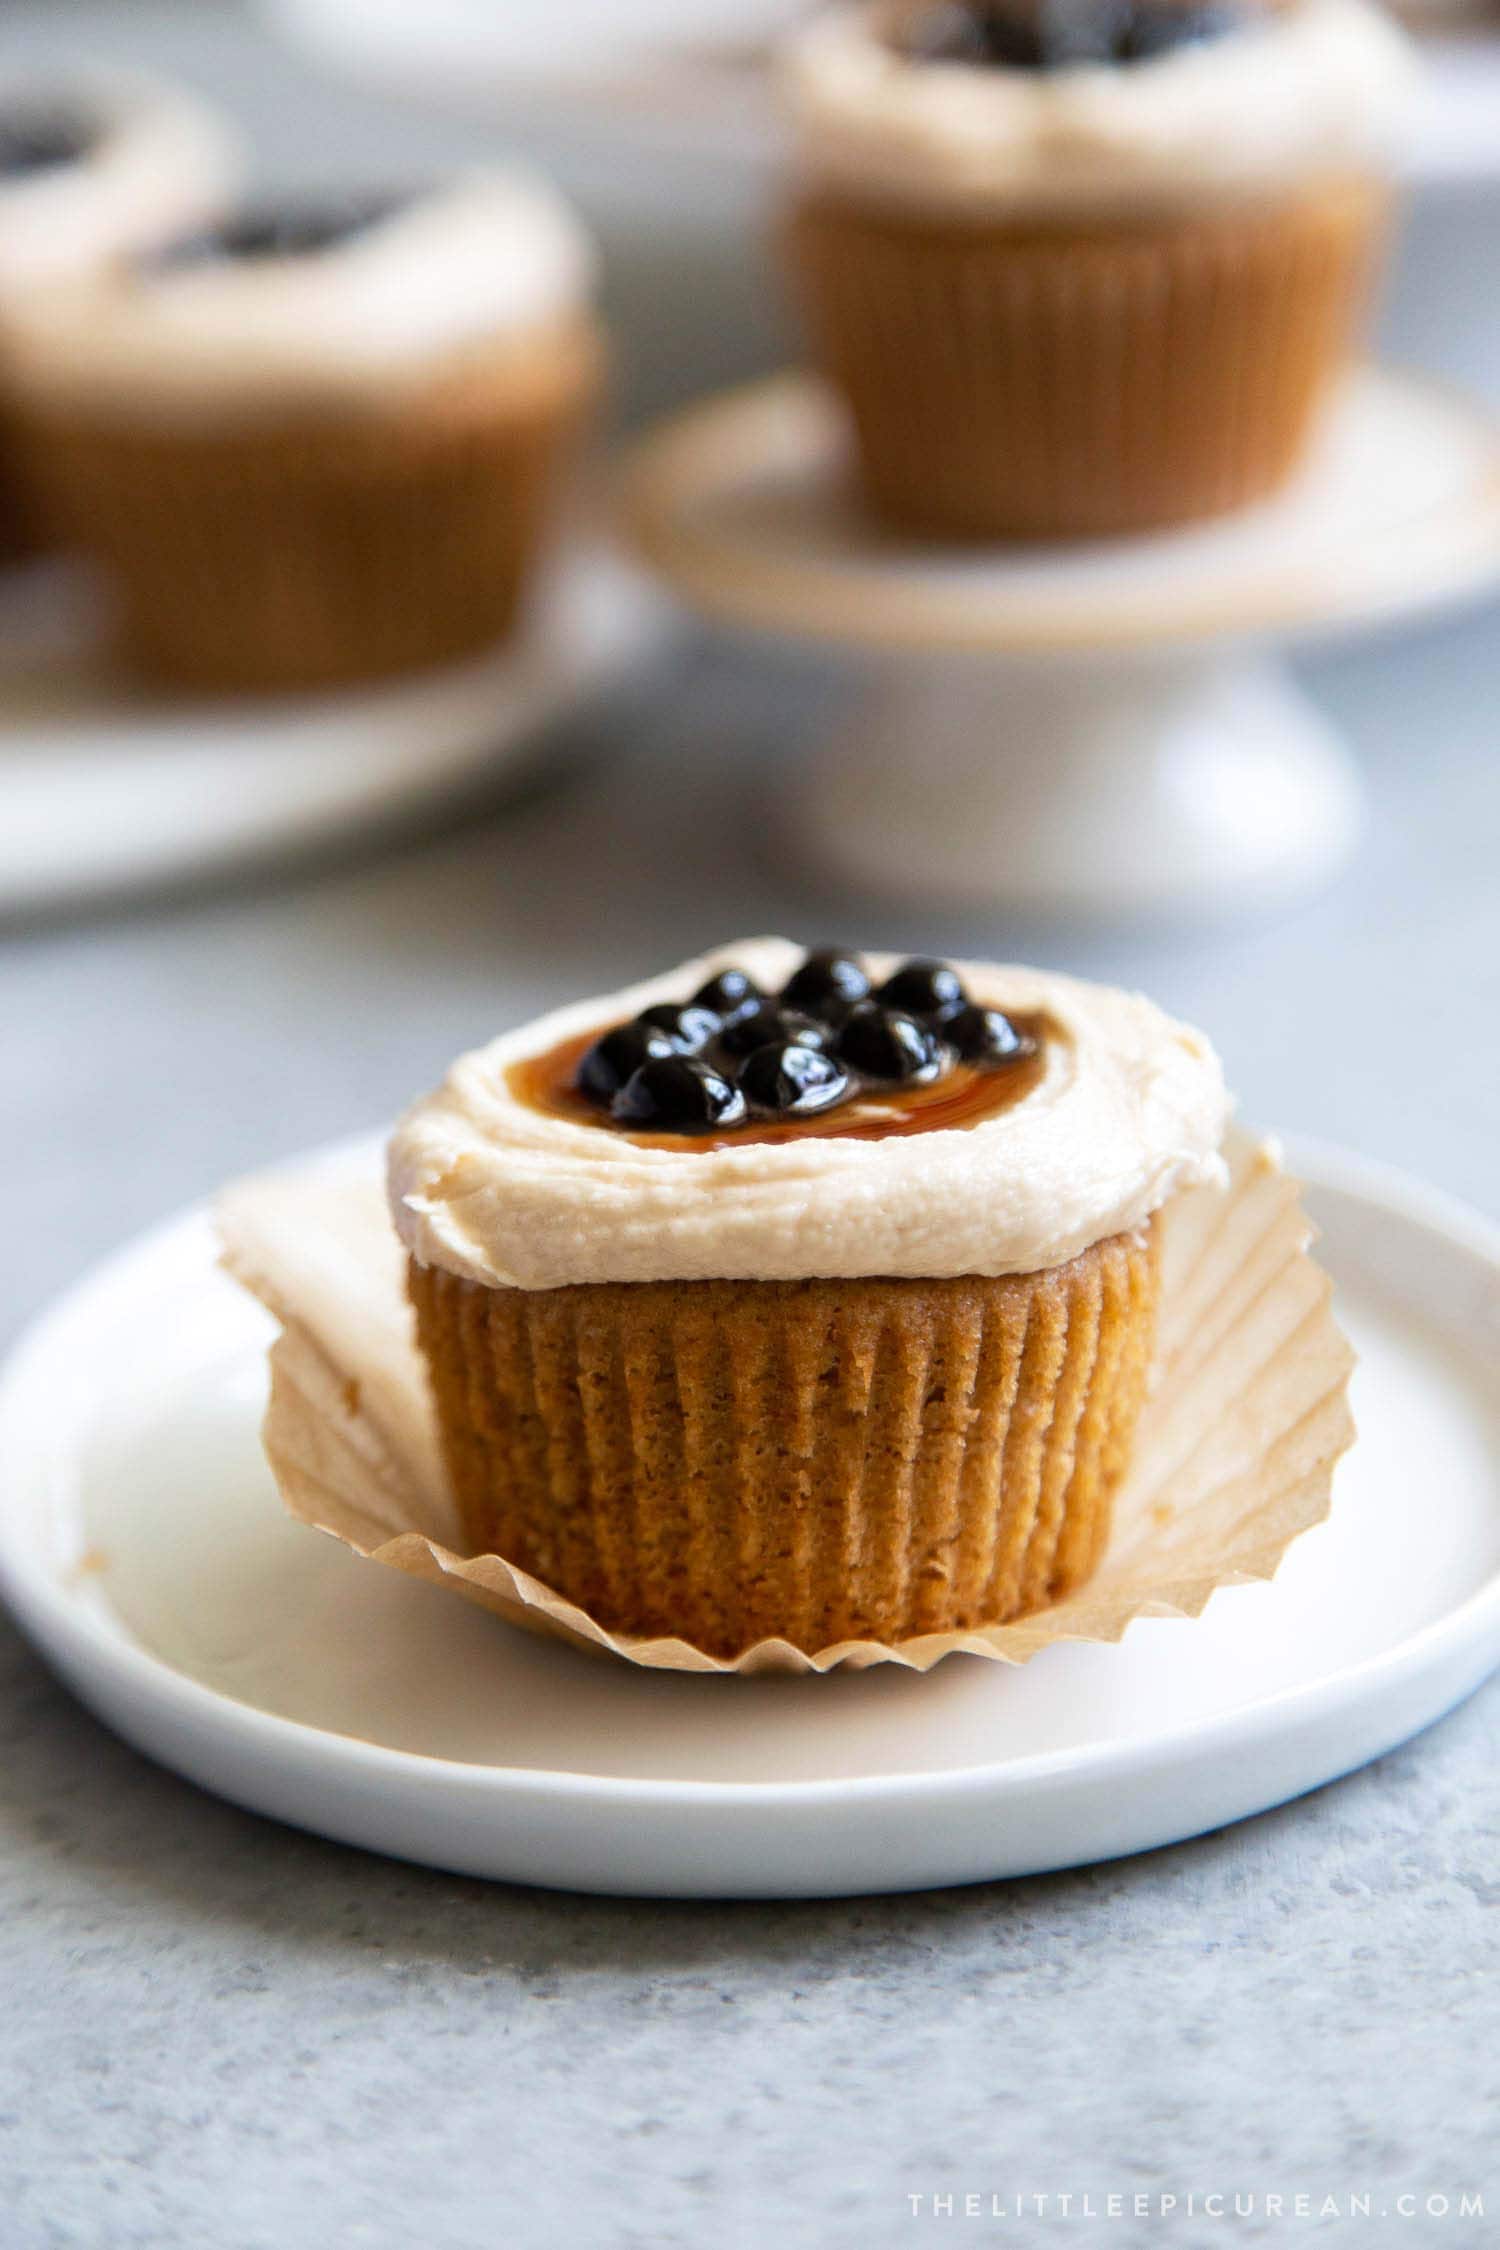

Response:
(4, 171), (597, 417)
(0, 67), (237, 289)
(783, 0), (1415, 218)
(389, 938), (1230, 1291)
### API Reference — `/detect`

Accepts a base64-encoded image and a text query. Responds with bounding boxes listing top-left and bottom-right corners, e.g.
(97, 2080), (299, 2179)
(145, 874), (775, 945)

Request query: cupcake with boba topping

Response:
(389, 938), (1229, 1658)
(779, 0), (1415, 540)
(0, 69), (236, 560)
(7, 172), (602, 691)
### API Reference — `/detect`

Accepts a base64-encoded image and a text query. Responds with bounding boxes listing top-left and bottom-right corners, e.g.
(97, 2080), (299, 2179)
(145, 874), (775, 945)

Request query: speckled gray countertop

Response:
(1, 7), (1498, 2246)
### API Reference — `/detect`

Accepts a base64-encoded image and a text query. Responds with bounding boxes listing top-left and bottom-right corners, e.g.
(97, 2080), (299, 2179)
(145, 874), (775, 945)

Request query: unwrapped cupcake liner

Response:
(785, 180), (1386, 540)
(217, 1126), (1354, 1675)
(13, 317), (603, 693)
(407, 1232), (1158, 1656)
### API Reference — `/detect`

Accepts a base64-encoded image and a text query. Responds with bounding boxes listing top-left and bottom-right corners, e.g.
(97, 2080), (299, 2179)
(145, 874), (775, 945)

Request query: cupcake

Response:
(779, 0), (1415, 540)
(388, 939), (1229, 1658)
(6, 173), (602, 692)
(0, 69), (236, 561)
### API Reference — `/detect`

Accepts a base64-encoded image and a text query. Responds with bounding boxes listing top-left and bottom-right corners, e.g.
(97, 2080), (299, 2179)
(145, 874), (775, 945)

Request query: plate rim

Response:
(1, 1132), (1497, 1814)
(0, 542), (666, 917)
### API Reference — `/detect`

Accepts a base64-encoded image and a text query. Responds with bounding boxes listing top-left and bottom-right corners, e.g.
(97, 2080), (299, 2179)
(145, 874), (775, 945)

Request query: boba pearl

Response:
(692, 968), (764, 1024)
(739, 1041), (851, 1118)
(577, 1020), (677, 1106)
(835, 1002), (942, 1084)
(635, 1002), (722, 1053)
(947, 1003), (1035, 1066)
(779, 948), (872, 1022)
(715, 1005), (831, 1061)
(877, 958), (967, 1026)
(611, 1055), (746, 1133)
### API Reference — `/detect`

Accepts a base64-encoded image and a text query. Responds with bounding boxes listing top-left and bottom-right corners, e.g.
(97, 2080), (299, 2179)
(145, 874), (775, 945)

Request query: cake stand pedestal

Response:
(622, 367), (1500, 917)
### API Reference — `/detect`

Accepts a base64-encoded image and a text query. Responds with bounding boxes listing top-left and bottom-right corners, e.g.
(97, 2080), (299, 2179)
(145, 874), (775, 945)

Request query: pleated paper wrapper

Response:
(217, 1127), (1354, 1676)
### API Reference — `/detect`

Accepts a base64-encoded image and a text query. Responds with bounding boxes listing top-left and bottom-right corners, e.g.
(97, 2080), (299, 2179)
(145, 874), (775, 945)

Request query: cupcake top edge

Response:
(779, 0), (1416, 219)
(0, 66), (239, 291)
(386, 937), (1232, 1292)
(1, 169), (598, 416)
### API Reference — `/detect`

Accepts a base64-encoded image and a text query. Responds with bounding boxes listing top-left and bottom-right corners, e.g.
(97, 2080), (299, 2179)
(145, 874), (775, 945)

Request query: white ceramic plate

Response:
(0, 1140), (1497, 1898)
(0, 545), (665, 917)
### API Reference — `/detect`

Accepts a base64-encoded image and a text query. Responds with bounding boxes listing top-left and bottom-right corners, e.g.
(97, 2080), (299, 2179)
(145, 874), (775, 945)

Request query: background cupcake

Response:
(0, 68), (236, 561)
(389, 939), (1229, 1658)
(780, 0), (1416, 540)
(7, 171), (603, 693)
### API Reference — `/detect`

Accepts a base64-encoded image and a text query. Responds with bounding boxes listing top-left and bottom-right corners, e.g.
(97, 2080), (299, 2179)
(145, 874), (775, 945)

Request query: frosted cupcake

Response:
(7, 173), (602, 691)
(389, 939), (1229, 1658)
(780, 0), (1415, 540)
(0, 70), (236, 561)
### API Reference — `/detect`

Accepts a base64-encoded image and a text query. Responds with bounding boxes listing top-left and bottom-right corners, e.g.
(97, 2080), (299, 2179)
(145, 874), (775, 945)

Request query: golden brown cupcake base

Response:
(16, 315), (603, 694)
(786, 178), (1387, 541)
(409, 1227), (1159, 1659)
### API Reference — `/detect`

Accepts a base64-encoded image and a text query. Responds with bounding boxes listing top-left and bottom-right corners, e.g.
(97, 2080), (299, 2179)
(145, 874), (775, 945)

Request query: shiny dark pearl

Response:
(947, 1004), (1035, 1066)
(611, 1055), (746, 1133)
(738, 1041), (851, 1118)
(779, 948), (871, 1023)
(577, 1021), (676, 1105)
(877, 958), (967, 1026)
(835, 1002), (942, 1084)
(692, 968), (763, 1024)
(635, 1002), (721, 1053)
(715, 1005), (830, 1061)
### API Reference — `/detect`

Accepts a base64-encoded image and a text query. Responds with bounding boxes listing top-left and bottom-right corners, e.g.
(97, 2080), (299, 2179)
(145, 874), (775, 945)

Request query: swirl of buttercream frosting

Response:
(2, 169), (597, 416)
(780, 0), (1415, 218)
(388, 938), (1231, 1291)
(0, 66), (238, 291)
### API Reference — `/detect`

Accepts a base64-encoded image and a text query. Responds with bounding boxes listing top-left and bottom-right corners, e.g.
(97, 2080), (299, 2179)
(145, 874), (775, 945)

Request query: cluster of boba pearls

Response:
(898, 0), (1247, 70)
(575, 949), (1037, 1135)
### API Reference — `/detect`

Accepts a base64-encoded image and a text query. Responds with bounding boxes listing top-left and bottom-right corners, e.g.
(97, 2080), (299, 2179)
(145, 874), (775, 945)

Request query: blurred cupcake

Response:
(780, 0), (1415, 540)
(0, 69), (235, 560)
(390, 938), (1229, 1657)
(8, 173), (603, 692)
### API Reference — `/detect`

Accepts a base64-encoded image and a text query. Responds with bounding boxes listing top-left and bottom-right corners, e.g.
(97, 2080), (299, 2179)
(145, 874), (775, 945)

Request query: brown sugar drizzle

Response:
(507, 1011), (1057, 1154)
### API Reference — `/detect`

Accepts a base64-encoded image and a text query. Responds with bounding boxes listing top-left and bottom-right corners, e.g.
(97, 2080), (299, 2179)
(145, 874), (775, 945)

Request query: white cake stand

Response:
(622, 367), (1500, 916)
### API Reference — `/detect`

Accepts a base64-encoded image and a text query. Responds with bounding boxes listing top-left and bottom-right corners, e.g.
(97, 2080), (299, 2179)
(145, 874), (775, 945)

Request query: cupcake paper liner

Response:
(786, 179), (1387, 540)
(218, 1126), (1354, 1675)
(407, 1232), (1158, 1657)
(13, 316), (603, 694)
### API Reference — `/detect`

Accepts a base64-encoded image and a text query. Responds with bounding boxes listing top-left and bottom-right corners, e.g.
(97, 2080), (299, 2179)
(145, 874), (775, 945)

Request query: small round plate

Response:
(0, 1141), (1496, 1898)
(0, 544), (665, 917)
(622, 368), (1500, 655)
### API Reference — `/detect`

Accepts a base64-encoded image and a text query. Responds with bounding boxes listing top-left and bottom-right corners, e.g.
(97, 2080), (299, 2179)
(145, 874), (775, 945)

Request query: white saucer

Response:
(0, 544), (664, 917)
(1, 1140), (1496, 1898)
